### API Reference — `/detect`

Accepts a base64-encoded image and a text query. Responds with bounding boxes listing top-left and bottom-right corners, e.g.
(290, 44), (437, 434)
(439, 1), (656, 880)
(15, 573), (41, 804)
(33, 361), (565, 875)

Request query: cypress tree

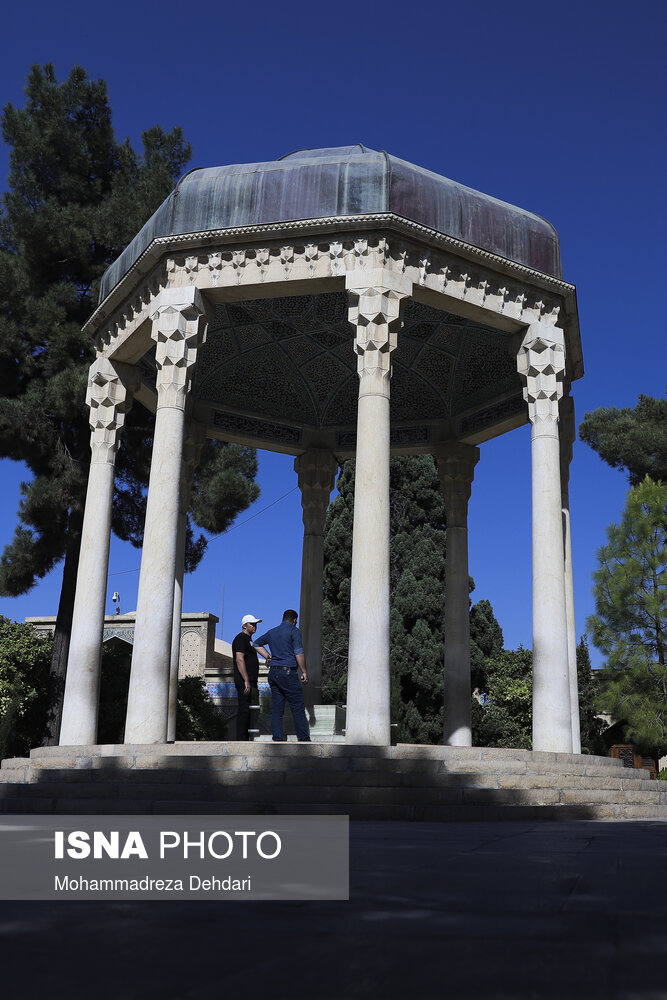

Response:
(321, 456), (504, 743)
(575, 634), (607, 755)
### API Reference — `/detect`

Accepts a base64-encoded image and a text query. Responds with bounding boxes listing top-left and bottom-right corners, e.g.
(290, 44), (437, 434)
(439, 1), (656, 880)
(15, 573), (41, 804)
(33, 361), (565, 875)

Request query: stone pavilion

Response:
(58, 145), (583, 752)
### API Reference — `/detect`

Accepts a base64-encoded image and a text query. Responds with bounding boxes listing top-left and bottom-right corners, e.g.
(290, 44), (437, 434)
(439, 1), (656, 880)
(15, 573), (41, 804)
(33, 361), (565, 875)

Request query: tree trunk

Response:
(43, 507), (84, 745)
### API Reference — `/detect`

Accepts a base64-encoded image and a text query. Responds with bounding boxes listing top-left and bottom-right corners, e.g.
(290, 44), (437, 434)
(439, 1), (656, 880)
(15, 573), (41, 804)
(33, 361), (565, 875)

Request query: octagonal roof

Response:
(100, 145), (561, 301)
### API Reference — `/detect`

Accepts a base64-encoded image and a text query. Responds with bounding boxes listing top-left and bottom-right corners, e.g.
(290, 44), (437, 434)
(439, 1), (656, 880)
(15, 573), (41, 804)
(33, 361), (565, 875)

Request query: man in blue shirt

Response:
(254, 610), (311, 742)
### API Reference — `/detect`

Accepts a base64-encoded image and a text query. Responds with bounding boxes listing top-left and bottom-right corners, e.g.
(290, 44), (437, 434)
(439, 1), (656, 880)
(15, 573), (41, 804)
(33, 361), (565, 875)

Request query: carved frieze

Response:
(459, 394), (525, 436)
(212, 410), (302, 446)
(337, 425), (431, 450)
(103, 626), (135, 645)
(156, 234), (564, 331)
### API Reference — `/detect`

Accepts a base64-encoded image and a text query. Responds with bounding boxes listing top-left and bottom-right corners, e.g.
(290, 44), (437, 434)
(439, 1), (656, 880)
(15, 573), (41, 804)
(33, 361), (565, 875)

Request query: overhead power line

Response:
(108, 487), (299, 577)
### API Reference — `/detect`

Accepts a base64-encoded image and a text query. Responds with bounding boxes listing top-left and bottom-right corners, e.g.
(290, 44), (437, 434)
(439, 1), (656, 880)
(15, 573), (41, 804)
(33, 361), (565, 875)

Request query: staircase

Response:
(2, 743), (666, 820)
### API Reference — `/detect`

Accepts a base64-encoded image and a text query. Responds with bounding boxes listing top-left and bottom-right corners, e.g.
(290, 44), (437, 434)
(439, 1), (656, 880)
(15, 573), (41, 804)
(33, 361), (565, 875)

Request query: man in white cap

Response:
(232, 613), (262, 740)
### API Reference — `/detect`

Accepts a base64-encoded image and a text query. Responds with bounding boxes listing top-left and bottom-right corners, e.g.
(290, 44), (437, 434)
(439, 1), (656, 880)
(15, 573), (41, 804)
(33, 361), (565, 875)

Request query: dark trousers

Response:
(233, 673), (257, 741)
(268, 667), (310, 742)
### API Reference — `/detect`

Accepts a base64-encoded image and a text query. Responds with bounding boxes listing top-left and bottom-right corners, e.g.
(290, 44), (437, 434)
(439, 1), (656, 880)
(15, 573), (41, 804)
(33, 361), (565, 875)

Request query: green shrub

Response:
(0, 617), (52, 759)
(176, 676), (226, 741)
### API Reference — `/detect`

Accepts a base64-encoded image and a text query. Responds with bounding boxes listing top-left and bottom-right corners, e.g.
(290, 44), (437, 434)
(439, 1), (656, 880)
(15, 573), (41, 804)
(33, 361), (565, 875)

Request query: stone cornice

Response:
(91, 228), (582, 384)
(84, 214), (583, 378)
(91, 213), (573, 317)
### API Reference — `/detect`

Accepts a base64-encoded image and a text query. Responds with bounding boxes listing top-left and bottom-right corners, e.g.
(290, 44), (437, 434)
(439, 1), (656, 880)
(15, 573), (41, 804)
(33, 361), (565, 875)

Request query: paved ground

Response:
(1, 819), (666, 999)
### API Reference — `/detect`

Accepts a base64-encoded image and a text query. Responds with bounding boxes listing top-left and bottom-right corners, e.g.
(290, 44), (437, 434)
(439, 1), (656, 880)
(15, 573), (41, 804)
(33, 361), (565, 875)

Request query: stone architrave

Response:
(125, 288), (208, 744)
(436, 443), (480, 747)
(167, 423), (206, 743)
(60, 358), (138, 745)
(295, 449), (339, 704)
(345, 270), (412, 745)
(517, 323), (572, 753)
(559, 395), (581, 753)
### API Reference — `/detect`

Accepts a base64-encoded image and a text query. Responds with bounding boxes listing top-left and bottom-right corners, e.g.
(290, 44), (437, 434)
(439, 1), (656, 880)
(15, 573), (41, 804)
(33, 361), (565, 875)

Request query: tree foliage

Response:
(321, 456), (503, 744)
(471, 647), (533, 750)
(587, 477), (667, 755)
(0, 616), (51, 759)
(579, 393), (667, 486)
(0, 624), (225, 754)
(111, 412), (260, 572)
(0, 65), (259, 739)
(176, 677), (227, 742)
(575, 634), (608, 755)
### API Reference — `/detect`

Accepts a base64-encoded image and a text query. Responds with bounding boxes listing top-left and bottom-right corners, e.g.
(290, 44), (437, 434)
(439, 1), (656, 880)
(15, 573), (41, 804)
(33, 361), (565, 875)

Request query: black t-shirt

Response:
(232, 631), (259, 684)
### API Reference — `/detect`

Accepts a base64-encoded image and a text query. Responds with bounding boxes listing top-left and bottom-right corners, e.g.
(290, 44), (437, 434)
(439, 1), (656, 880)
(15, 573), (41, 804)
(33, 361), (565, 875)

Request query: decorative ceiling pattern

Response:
(191, 292), (520, 430)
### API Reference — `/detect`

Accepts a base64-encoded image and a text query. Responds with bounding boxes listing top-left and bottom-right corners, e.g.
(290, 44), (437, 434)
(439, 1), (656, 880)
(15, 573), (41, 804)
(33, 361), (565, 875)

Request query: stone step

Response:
(2, 774), (665, 807)
(9, 765), (662, 797)
(6, 743), (655, 776)
(0, 790), (665, 822)
(2, 744), (664, 821)
(6, 756), (656, 789)
(253, 734), (346, 743)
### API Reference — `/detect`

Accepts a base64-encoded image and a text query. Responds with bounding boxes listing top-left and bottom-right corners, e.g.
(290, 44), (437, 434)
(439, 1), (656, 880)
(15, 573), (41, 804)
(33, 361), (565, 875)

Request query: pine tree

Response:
(321, 456), (503, 743)
(0, 65), (259, 742)
(587, 477), (667, 755)
(579, 393), (667, 486)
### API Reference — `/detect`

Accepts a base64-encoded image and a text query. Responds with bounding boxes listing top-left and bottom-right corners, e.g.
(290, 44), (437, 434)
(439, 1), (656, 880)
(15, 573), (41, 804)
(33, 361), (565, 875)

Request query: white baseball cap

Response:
(241, 614), (262, 625)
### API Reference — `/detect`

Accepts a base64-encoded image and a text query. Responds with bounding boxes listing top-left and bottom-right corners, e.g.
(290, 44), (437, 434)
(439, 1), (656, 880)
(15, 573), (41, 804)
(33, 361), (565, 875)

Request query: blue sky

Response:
(0, 0), (665, 664)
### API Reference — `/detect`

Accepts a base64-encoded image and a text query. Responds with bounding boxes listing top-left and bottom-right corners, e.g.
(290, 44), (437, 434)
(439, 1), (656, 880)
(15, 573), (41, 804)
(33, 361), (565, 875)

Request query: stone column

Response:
(125, 287), (207, 744)
(167, 424), (205, 742)
(345, 271), (411, 745)
(60, 358), (138, 745)
(294, 448), (339, 704)
(560, 395), (581, 753)
(436, 443), (480, 747)
(517, 323), (572, 753)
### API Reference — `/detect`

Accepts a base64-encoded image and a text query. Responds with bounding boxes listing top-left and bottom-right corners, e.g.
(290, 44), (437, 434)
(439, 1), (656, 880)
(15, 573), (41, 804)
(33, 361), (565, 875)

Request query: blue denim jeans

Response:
(268, 667), (310, 742)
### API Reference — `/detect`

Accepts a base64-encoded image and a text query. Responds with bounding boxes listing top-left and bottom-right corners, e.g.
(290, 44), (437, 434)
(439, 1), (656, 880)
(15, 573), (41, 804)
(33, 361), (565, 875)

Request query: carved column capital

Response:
(346, 271), (412, 396)
(435, 443), (480, 527)
(517, 323), (566, 431)
(86, 358), (140, 464)
(295, 449), (338, 536)
(150, 287), (208, 410)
